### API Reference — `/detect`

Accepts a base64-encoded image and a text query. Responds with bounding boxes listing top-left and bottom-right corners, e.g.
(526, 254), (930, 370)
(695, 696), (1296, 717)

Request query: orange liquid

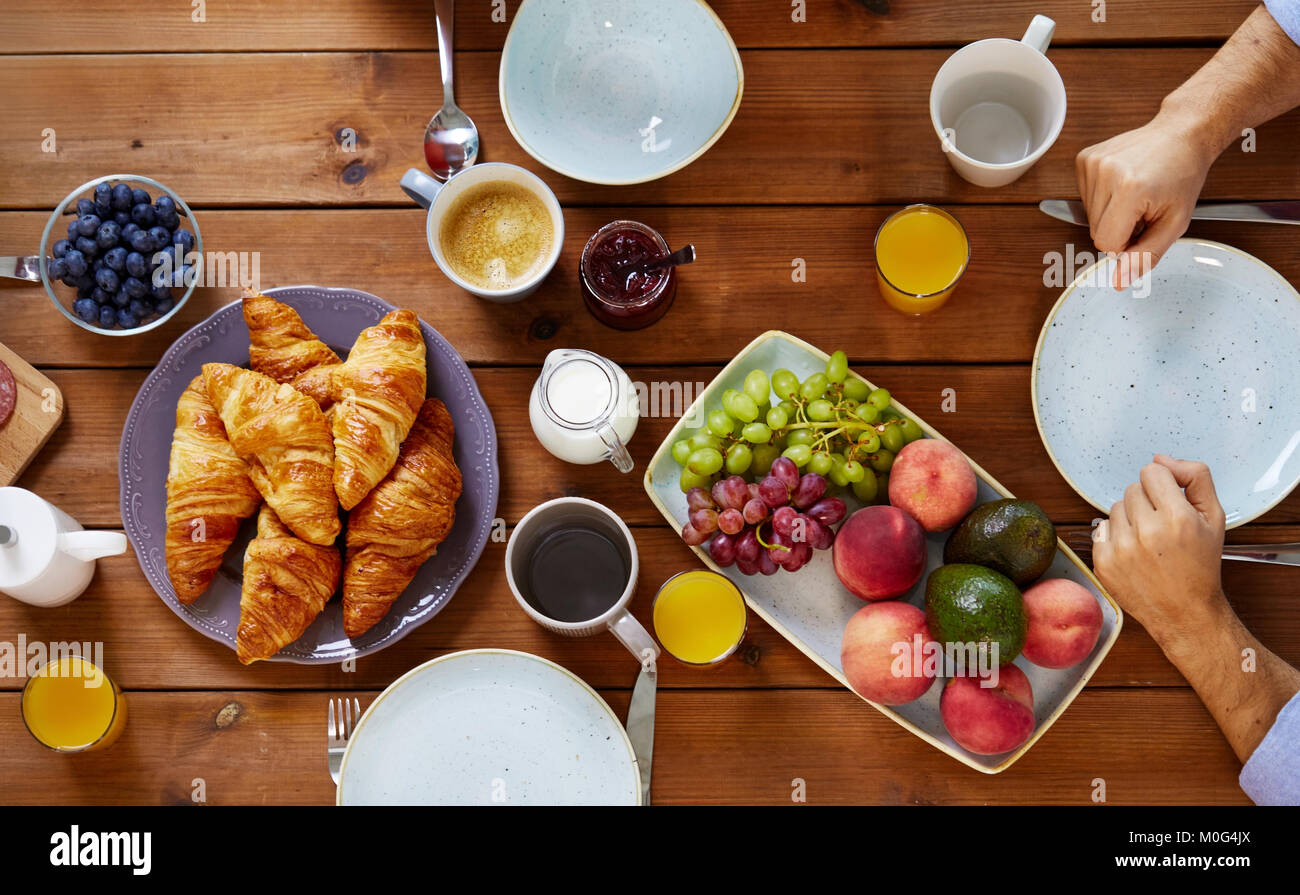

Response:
(22, 656), (126, 752)
(653, 571), (747, 666)
(874, 206), (969, 314)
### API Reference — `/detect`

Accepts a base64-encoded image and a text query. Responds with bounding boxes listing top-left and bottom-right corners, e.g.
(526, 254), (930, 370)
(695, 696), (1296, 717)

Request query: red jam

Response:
(580, 221), (677, 330)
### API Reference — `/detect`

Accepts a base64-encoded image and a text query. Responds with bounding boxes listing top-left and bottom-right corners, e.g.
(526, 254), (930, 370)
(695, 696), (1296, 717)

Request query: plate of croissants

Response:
(119, 286), (498, 664)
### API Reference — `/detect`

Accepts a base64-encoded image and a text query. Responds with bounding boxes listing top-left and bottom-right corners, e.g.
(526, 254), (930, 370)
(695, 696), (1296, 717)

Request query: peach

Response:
(1021, 578), (1104, 669)
(940, 663), (1035, 755)
(832, 505), (927, 601)
(888, 439), (978, 532)
(841, 602), (936, 705)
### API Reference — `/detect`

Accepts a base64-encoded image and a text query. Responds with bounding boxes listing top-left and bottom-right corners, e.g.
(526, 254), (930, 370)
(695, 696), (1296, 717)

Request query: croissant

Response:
(237, 505), (341, 664)
(344, 399), (461, 638)
(164, 376), (262, 604)
(242, 289), (340, 387)
(331, 309), (427, 510)
(201, 362), (340, 546)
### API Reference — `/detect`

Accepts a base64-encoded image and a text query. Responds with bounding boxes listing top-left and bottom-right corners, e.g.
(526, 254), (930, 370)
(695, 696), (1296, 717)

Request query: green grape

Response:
(771, 434), (788, 451)
(799, 373), (829, 402)
(828, 457), (850, 487)
(680, 468), (713, 493)
(771, 369), (799, 401)
(725, 443), (753, 475)
(782, 444), (813, 467)
(851, 472), (878, 502)
(778, 400), (798, 417)
(807, 399), (834, 421)
(843, 379), (870, 402)
(687, 447), (724, 476)
(881, 422), (905, 452)
(743, 369), (771, 406)
(671, 439), (692, 466)
(752, 444), (780, 476)
(868, 449), (895, 473)
(854, 403), (880, 424)
(843, 459), (866, 483)
(707, 409), (733, 437)
(741, 422), (772, 444)
(766, 406), (789, 430)
(841, 398), (860, 411)
(856, 429), (881, 451)
(723, 391), (760, 423)
(689, 432), (723, 452)
(809, 451), (833, 475)
(867, 387), (892, 412)
(899, 418), (924, 443)
(786, 428), (815, 447)
(881, 409), (901, 422)
(825, 350), (849, 384)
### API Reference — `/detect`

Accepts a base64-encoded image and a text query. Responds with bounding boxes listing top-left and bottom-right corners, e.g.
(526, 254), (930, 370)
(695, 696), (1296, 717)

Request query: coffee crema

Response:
(438, 181), (553, 290)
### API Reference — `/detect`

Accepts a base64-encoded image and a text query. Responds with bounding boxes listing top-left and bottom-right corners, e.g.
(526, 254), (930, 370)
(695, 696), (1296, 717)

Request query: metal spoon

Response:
(423, 0), (480, 180)
(0, 256), (44, 281)
(613, 244), (696, 281)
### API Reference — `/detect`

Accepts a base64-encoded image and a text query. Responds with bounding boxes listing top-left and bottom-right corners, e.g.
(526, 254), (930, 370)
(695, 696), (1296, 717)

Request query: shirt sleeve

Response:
(1239, 689), (1300, 805)
(1265, 0), (1300, 46)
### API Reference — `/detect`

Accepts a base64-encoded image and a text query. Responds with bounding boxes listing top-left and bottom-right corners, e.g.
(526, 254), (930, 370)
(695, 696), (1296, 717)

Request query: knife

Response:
(626, 657), (657, 806)
(1040, 199), (1300, 227)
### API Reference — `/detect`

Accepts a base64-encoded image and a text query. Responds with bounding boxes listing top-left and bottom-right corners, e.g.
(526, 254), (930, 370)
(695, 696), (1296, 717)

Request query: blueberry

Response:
(104, 247), (127, 272)
(96, 267), (120, 293)
(128, 230), (155, 253)
(112, 287), (131, 308)
(173, 229), (194, 253)
(124, 251), (147, 279)
(147, 225), (170, 246)
(63, 249), (88, 277)
(91, 256), (106, 271)
(121, 222), (140, 239)
(113, 210), (131, 227)
(130, 203), (156, 227)
(76, 214), (101, 237)
(123, 276), (147, 299)
(91, 286), (112, 305)
(76, 198), (96, 217)
(77, 280), (95, 298)
(67, 220), (81, 241)
(52, 239), (70, 259)
(157, 210), (181, 231)
(75, 236), (99, 257)
(150, 280), (172, 301)
(47, 257), (69, 279)
(128, 298), (151, 318)
(116, 307), (140, 329)
(96, 220), (120, 249)
(95, 183), (112, 206)
(111, 183), (133, 211)
(154, 296), (175, 315)
(73, 297), (98, 323)
(98, 305), (117, 328)
(131, 188), (152, 207)
(155, 195), (175, 215)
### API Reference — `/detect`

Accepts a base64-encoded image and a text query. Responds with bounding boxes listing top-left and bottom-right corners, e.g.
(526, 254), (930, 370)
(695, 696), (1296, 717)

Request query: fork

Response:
(1064, 531), (1300, 567)
(328, 697), (362, 784)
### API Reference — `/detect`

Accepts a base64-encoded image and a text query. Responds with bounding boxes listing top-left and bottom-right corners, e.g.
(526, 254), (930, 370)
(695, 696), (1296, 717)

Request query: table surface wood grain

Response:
(1, 0), (1294, 805)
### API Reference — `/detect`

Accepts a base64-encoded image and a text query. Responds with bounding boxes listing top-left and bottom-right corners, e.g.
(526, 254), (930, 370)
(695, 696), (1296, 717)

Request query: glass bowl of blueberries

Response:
(39, 174), (202, 335)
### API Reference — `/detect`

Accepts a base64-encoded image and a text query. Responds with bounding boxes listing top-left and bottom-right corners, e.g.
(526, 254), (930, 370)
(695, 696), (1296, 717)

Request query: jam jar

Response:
(579, 220), (677, 330)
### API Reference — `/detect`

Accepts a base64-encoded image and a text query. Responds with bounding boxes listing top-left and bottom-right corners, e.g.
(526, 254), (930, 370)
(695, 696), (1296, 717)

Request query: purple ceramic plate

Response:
(119, 285), (499, 663)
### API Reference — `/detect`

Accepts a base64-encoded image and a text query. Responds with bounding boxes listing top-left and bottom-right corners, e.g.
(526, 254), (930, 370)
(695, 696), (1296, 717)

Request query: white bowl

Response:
(499, 0), (743, 185)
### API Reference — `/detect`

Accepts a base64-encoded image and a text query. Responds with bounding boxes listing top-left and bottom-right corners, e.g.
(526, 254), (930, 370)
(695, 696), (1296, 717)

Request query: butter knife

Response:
(626, 657), (657, 806)
(1040, 199), (1300, 227)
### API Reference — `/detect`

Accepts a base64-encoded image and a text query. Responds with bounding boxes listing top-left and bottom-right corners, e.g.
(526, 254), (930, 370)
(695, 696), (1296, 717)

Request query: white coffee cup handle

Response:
(608, 610), (659, 671)
(597, 422), (635, 474)
(1021, 15), (1056, 54)
(59, 530), (127, 563)
(400, 167), (444, 209)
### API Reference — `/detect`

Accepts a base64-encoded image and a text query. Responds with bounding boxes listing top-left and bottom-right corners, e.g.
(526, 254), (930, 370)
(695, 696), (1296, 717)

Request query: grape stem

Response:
(753, 519), (789, 552)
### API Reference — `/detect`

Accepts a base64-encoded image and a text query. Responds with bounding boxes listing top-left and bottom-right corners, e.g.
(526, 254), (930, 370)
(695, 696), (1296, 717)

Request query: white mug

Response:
(0, 487), (127, 607)
(930, 15), (1067, 188)
(400, 163), (564, 303)
(505, 498), (659, 668)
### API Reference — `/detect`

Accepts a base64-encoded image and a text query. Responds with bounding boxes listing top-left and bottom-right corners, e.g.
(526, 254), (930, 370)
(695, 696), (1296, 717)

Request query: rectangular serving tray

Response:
(643, 330), (1122, 774)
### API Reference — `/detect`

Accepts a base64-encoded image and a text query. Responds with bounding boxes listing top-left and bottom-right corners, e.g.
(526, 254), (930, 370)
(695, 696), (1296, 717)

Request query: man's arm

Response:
(1076, 4), (1300, 288)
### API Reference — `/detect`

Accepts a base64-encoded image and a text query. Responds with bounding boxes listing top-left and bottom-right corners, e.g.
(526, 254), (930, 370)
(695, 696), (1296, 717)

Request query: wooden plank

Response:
(4, 206), (1298, 369)
(0, 688), (1251, 804)
(2, 50), (1297, 208)
(0, 1), (1258, 53)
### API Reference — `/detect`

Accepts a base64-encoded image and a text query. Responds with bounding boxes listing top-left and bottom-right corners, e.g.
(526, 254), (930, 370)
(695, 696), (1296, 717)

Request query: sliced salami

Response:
(0, 358), (15, 428)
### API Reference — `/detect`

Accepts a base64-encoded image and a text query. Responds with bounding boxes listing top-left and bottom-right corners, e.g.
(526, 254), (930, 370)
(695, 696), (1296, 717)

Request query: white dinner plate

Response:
(337, 649), (641, 805)
(1033, 239), (1300, 527)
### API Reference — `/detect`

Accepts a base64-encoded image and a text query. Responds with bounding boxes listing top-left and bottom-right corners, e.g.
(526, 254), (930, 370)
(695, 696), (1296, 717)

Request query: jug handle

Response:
(597, 422), (635, 474)
(59, 530), (128, 563)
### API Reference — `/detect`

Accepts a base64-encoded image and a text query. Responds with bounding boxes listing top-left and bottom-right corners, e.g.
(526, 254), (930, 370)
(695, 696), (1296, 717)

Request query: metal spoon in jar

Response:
(613, 244), (696, 282)
(423, 0), (480, 180)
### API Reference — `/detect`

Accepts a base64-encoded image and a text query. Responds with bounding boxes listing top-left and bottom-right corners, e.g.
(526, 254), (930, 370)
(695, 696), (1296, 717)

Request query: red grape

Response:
(806, 496), (846, 526)
(804, 517), (833, 550)
(757, 552), (779, 575)
(772, 505), (798, 538)
(742, 498), (769, 525)
(771, 457), (799, 490)
(713, 475), (749, 511)
(686, 487), (715, 512)
(766, 530), (792, 565)
(758, 475), (788, 508)
(709, 532), (737, 566)
(681, 522), (708, 546)
(736, 527), (761, 563)
(689, 507), (719, 534)
(747, 482), (761, 502)
(736, 556), (759, 576)
(718, 508), (745, 535)
(791, 473), (827, 509)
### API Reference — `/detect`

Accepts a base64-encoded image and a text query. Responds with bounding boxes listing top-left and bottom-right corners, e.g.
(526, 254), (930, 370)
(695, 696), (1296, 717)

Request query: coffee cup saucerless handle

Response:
(1021, 14), (1055, 54)
(608, 609), (659, 671)
(401, 168), (445, 209)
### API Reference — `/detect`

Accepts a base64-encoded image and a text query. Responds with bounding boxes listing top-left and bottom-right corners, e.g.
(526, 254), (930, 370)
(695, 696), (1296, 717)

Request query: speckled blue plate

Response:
(337, 650), (640, 805)
(1033, 239), (1300, 527)
(119, 286), (499, 663)
(499, 0), (743, 185)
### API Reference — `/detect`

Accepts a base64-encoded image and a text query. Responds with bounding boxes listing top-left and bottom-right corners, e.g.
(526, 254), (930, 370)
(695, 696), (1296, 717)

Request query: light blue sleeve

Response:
(1265, 0), (1300, 46)
(1239, 689), (1300, 805)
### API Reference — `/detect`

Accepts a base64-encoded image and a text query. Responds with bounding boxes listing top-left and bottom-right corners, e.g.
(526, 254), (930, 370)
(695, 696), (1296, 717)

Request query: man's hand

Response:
(1075, 114), (1217, 290)
(1092, 455), (1228, 652)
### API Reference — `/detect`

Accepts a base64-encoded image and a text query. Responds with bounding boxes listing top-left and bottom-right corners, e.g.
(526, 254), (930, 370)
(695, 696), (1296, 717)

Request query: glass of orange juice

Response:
(21, 655), (127, 752)
(652, 570), (748, 667)
(873, 204), (970, 314)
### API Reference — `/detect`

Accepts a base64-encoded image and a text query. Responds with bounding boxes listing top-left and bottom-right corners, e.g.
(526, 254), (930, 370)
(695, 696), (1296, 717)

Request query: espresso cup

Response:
(400, 163), (564, 303)
(930, 15), (1066, 188)
(505, 497), (659, 669)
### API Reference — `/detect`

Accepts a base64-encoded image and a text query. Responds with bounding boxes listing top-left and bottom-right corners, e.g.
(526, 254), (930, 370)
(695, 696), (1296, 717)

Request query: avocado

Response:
(924, 564), (1026, 666)
(943, 499), (1056, 585)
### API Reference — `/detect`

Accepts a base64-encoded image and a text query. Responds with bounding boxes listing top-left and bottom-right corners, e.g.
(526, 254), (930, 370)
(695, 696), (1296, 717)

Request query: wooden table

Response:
(1, 0), (1296, 805)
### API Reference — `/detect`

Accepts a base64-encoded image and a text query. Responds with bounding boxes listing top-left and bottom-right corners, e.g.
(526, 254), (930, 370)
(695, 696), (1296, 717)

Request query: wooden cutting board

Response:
(0, 342), (64, 486)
